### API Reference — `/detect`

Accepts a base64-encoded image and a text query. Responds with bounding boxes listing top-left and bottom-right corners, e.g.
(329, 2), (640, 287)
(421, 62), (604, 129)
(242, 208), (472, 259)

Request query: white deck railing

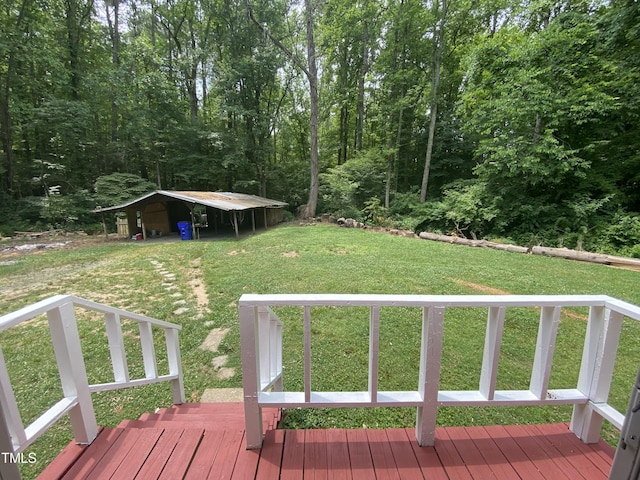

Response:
(0, 294), (184, 477)
(239, 294), (640, 449)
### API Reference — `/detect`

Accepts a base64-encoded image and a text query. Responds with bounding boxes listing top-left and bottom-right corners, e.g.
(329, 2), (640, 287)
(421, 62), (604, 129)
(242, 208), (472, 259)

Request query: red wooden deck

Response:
(36, 403), (615, 480)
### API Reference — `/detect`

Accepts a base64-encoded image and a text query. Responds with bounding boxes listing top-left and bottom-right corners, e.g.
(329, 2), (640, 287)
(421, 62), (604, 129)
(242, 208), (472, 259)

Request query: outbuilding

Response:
(95, 190), (288, 240)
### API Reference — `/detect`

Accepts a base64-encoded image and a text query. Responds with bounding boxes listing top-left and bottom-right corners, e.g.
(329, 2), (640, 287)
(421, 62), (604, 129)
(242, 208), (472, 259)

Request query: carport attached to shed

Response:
(95, 190), (288, 239)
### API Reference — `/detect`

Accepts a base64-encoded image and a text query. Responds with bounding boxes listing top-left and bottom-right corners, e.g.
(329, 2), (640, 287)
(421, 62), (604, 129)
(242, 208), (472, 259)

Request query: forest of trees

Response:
(1, 0), (639, 254)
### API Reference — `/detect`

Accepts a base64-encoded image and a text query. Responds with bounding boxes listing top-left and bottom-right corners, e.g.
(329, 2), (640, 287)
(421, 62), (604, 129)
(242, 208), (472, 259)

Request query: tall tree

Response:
(246, 0), (320, 217)
(420, 0), (447, 202)
(1, 0), (34, 194)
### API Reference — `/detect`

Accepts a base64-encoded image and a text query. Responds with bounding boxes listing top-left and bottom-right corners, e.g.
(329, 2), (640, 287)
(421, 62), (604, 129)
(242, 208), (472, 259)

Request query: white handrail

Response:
(0, 295), (184, 470)
(239, 294), (639, 449)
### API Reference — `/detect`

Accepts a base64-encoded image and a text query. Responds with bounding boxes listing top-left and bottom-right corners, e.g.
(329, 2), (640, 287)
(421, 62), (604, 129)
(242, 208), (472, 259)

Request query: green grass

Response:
(2, 224), (640, 478)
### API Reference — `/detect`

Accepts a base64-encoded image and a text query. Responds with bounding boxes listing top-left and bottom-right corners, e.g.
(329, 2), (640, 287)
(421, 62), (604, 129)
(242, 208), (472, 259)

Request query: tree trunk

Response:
(105, 0), (120, 142)
(356, 20), (369, 152)
(0, 83), (13, 194)
(420, 0), (447, 203)
(187, 19), (198, 121)
(2, 0), (32, 194)
(245, 0), (319, 217)
(304, 0), (319, 218)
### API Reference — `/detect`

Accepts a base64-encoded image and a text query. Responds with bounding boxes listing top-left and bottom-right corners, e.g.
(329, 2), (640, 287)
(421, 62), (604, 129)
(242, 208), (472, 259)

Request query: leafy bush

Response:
(94, 173), (157, 208)
(596, 213), (640, 255)
(40, 188), (98, 230)
(319, 149), (387, 217)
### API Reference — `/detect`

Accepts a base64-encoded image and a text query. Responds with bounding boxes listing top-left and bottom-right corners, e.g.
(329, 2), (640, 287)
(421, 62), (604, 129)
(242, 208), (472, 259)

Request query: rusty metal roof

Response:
(95, 190), (288, 213)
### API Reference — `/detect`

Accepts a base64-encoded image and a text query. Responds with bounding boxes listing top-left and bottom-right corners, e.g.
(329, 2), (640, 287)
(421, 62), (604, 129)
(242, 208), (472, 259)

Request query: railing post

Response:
(416, 307), (445, 446)
(239, 304), (263, 449)
(165, 328), (185, 404)
(571, 306), (623, 443)
(47, 302), (98, 445)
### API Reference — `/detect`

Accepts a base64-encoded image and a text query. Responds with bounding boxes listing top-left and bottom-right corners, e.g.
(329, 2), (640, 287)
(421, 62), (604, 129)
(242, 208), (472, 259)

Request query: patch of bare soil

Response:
(188, 257), (211, 313)
(450, 278), (589, 321)
(281, 251), (299, 258)
(450, 278), (511, 295)
(226, 249), (248, 256)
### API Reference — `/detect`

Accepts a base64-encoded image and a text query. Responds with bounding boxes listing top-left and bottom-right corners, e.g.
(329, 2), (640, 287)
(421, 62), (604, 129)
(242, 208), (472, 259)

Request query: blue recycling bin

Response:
(177, 221), (192, 240)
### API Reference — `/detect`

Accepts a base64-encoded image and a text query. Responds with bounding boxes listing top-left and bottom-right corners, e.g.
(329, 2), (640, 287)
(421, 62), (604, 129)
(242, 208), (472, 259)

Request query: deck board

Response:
(182, 430), (224, 480)
(325, 429), (351, 480)
(36, 403), (616, 480)
(110, 428), (164, 480)
(280, 429), (305, 480)
(346, 428), (375, 480)
(305, 428), (329, 480)
(385, 428), (424, 479)
(482, 425), (547, 480)
(60, 428), (123, 480)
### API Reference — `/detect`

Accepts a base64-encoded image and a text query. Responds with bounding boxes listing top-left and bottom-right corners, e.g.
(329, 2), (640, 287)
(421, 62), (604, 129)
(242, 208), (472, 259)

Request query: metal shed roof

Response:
(95, 190), (288, 213)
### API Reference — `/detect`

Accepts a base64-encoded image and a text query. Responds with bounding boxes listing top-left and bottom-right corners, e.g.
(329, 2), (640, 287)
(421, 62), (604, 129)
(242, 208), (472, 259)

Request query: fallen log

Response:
(531, 246), (610, 264)
(486, 243), (530, 254)
(605, 255), (640, 270)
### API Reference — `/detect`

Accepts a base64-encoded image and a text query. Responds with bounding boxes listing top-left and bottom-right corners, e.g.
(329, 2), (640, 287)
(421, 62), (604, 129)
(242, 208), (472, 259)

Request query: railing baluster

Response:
(530, 306), (561, 399)
(0, 404), (21, 479)
(416, 306), (445, 446)
(258, 307), (270, 388)
(304, 306), (312, 403)
(47, 302), (98, 445)
(571, 306), (624, 442)
(0, 344), (26, 450)
(480, 306), (506, 400)
(368, 307), (380, 403)
(270, 314), (278, 385)
(138, 321), (158, 379)
(104, 312), (129, 383)
(275, 319), (283, 392)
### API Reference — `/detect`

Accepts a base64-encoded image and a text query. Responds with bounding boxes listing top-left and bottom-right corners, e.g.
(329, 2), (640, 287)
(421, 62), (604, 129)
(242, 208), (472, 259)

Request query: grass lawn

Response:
(2, 223), (640, 478)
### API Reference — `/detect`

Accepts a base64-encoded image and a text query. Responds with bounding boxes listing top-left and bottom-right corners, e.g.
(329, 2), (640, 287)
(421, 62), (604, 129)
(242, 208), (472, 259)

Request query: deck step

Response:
(117, 404), (281, 432)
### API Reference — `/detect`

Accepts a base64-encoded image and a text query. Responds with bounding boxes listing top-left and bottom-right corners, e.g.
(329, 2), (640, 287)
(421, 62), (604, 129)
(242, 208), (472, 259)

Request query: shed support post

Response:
(101, 213), (108, 239)
(140, 210), (147, 240)
(264, 208), (268, 230)
(233, 211), (239, 239)
(251, 210), (256, 234)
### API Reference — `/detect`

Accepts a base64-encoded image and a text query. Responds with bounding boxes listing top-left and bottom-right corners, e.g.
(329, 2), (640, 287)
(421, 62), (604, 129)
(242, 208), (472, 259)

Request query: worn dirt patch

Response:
(450, 278), (511, 295)
(281, 251), (299, 258)
(188, 256), (210, 313)
(450, 278), (589, 321)
(227, 249), (248, 256)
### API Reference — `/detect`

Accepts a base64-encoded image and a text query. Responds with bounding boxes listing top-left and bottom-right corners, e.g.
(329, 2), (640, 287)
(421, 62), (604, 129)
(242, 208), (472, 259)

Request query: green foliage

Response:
(0, 0), (639, 253)
(319, 149), (387, 217)
(94, 173), (157, 208)
(40, 188), (99, 231)
(411, 181), (498, 237)
(599, 213), (640, 256)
